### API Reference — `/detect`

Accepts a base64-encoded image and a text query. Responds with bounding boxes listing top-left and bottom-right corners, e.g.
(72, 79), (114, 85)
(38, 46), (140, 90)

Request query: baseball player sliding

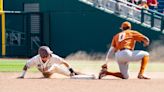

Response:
(99, 21), (150, 79)
(18, 46), (94, 79)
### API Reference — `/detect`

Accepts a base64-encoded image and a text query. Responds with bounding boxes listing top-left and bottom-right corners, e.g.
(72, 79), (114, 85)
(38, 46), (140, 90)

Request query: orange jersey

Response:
(111, 30), (149, 51)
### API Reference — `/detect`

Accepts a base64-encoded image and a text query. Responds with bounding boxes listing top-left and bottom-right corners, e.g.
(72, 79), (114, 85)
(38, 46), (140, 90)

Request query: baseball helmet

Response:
(120, 21), (131, 30)
(38, 46), (53, 58)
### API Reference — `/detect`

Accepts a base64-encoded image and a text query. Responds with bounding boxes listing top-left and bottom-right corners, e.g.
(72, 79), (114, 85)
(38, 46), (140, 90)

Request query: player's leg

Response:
(138, 55), (150, 79)
(99, 50), (130, 79)
(131, 50), (150, 79)
(105, 71), (125, 79)
(47, 64), (95, 79)
(113, 49), (131, 79)
(98, 63), (126, 79)
(99, 49), (137, 79)
(117, 62), (129, 79)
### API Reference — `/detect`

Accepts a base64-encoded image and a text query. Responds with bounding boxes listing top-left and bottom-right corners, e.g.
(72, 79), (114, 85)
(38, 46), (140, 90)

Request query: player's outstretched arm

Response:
(61, 60), (82, 76)
(17, 65), (28, 79)
(61, 61), (76, 76)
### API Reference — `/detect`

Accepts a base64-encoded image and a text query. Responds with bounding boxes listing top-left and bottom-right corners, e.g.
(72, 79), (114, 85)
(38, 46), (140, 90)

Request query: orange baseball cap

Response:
(120, 21), (131, 30)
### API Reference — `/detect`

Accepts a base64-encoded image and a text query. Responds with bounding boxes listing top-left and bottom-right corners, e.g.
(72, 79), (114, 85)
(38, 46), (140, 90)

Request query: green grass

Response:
(0, 59), (164, 72)
(0, 59), (37, 72)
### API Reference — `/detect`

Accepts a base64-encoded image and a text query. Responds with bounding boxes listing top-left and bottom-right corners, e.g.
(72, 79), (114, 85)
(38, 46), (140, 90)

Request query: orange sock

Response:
(106, 72), (124, 79)
(139, 56), (149, 75)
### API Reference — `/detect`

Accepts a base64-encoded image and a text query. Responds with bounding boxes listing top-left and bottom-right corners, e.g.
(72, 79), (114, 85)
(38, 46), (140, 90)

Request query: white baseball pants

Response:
(115, 49), (149, 79)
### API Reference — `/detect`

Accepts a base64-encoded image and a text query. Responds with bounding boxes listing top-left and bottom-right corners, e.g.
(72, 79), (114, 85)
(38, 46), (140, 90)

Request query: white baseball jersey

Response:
(26, 54), (66, 72)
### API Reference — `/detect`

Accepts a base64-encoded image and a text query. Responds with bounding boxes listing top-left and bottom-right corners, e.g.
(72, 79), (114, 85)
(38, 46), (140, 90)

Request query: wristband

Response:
(69, 68), (74, 73)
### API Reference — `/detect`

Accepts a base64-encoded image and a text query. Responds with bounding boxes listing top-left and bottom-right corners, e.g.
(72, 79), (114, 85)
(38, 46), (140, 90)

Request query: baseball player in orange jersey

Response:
(98, 21), (150, 79)
(17, 46), (95, 79)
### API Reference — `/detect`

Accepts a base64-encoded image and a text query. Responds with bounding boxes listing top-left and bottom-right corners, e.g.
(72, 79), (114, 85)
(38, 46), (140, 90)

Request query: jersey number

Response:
(118, 32), (126, 42)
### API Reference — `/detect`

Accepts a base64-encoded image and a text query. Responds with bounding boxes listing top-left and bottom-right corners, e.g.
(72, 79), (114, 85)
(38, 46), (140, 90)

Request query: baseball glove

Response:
(98, 64), (108, 79)
(101, 64), (108, 71)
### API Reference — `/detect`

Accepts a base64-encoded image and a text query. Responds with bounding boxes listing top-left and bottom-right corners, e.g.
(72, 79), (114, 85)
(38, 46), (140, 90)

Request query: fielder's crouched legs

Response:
(98, 64), (125, 79)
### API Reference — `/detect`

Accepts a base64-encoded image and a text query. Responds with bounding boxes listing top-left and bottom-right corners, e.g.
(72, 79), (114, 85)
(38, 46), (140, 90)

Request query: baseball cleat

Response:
(137, 75), (150, 79)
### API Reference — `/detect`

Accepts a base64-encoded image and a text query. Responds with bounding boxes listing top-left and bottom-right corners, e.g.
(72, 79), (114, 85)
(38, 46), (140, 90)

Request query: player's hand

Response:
(143, 41), (149, 47)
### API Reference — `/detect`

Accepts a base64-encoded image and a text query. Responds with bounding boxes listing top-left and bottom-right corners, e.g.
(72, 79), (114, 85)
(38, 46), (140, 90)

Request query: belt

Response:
(119, 48), (132, 51)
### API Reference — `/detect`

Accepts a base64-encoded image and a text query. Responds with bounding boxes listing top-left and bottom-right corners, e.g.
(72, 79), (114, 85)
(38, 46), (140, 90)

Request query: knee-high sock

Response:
(139, 56), (149, 75)
(106, 72), (124, 79)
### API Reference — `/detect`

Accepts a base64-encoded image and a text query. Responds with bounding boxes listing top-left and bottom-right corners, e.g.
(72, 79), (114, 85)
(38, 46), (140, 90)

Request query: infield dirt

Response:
(0, 72), (164, 92)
